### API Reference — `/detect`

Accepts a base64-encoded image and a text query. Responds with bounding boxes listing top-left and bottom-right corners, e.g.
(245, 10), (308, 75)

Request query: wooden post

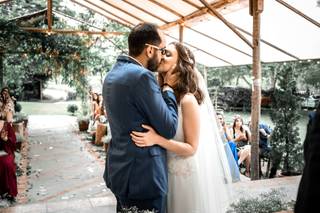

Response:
(0, 53), (3, 89)
(179, 24), (184, 43)
(250, 0), (263, 180)
(47, 0), (52, 32)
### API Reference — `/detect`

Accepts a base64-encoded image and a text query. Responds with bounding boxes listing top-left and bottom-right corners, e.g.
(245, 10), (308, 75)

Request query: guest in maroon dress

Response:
(0, 120), (17, 201)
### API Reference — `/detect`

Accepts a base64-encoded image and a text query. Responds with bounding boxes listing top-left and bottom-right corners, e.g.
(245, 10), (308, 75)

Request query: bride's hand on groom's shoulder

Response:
(130, 124), (159, 147)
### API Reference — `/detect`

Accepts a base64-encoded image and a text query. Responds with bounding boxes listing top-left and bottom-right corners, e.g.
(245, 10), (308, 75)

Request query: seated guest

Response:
(90, 93), (99, 120)
(217, 112), (240, 182)
(0, 120), (17, 202)
(230, 116), (251, 176)
(249, 121), (273, 177)
(90, 94), (107, 141)
(217, 112), (238, 163)
(258, 123), (272, 157)
(0, 87), (15, 123)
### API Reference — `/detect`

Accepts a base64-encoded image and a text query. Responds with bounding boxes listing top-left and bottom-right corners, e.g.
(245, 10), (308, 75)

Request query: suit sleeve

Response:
(134, 72), (178, 139)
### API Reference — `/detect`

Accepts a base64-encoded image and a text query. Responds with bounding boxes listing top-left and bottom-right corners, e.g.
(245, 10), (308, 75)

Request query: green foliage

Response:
(200, 64), (252, 88)
(80, 99), (90, 116)
(201, 60), (320, 97)
(0, 0), (46, 20)
(121, 207), (155, 213)
(14, 102), (22, 112)
(298, 60), (320, 88)
(0, 0), (129, 102)
(227, 189), (294, 213)
(270, 63), (303, 173)
(67, 103), (78, 115)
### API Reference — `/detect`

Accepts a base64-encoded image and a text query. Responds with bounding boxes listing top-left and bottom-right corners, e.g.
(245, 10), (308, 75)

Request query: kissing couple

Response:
(103, 22), (238, 213)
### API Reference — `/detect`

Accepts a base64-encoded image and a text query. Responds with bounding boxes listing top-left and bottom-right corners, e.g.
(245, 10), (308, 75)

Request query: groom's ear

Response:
(145, 46), (153, 58)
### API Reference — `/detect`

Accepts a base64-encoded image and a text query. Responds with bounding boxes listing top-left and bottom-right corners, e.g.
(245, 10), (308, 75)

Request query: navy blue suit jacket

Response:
(103, 55), (178, 200)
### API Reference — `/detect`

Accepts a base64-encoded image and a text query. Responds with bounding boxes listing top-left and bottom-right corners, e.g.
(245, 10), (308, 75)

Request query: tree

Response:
(269, 63), (303, 177)
(0, 0), (129, 102)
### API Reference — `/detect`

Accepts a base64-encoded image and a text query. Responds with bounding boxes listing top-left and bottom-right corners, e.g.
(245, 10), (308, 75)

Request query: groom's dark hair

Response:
(128, 22), (161, 57)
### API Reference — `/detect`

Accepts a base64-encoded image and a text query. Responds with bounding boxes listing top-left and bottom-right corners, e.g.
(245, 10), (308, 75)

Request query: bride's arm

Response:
(131, 94), (200, 157)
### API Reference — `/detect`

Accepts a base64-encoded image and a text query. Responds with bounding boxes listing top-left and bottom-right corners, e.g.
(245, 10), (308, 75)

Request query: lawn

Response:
(19, 101), (81, 115)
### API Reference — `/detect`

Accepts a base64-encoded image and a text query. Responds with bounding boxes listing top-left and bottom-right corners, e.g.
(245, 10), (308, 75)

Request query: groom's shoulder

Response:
(109, 68), (156, 91)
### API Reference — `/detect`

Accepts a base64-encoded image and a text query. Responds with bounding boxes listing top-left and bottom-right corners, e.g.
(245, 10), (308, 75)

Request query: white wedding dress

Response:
(167, 72), (236, 213)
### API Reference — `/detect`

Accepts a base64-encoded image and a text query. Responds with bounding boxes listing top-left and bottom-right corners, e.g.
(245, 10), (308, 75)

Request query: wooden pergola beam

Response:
(21, 27), (124, 36)
(52, 10), (127, 52)
(186, 25), (252, 58)
(100, 0), (144, 23)
(182, 0), (202, 9)
(166, 33), (233, 65)
(160, 0), (232, 30)
(122, 0), (168, 24)
(9, 9), (47, 22)
(0, 0), (10, 4)
(199, 0), (253, 49)
(179, 24), (184, 42)
(233, 24), (300, 60)
(276, 0), (320, 28)
(77, 0), (135, 27)
(53, 10), (101, 31)
(148, 0), (184, 18)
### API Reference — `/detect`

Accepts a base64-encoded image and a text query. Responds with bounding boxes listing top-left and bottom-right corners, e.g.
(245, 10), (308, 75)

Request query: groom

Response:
(102, 23), (178, 213)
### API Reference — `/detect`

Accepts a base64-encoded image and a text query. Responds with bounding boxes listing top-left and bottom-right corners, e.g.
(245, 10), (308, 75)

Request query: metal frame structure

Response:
(2, 0), (320, 180)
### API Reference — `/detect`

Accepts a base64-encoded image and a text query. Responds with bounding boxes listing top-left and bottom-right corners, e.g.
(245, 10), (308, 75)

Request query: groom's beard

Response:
(147, 53), (159, 72)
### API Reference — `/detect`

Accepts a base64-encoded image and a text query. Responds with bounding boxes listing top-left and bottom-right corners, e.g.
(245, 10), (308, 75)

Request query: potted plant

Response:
(77, 115), (90, 131)
(13, 112), (27, 135)
(76, 98), (91, 131)
(15, 132), (25, 151)
(13, 112), (29, 128)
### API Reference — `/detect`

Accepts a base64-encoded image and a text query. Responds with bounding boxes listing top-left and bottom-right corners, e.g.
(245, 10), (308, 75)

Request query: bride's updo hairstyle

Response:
(171, 42), (204, 105)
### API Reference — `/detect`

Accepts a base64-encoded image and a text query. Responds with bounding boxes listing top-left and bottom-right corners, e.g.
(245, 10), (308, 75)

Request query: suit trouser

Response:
(116, 195), (166, 213)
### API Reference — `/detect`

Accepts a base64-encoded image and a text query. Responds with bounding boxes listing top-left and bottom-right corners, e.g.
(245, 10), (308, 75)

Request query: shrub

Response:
(67, 104), (78, 115)
(14, 102), (22, 112)
(270, 64), (303, 176)
(121, 207), (155, 213)
(227, 189), (294, 213)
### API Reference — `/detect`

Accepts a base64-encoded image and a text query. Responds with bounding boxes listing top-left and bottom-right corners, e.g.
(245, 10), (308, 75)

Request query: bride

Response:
(131, 42), (238, 213)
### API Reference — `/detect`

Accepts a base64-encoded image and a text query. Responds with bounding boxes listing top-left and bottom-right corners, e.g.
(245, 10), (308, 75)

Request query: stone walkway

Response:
(233, 175), (300, 202)
(1, 115), (301, 212)
(2, 115), (116, 212)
